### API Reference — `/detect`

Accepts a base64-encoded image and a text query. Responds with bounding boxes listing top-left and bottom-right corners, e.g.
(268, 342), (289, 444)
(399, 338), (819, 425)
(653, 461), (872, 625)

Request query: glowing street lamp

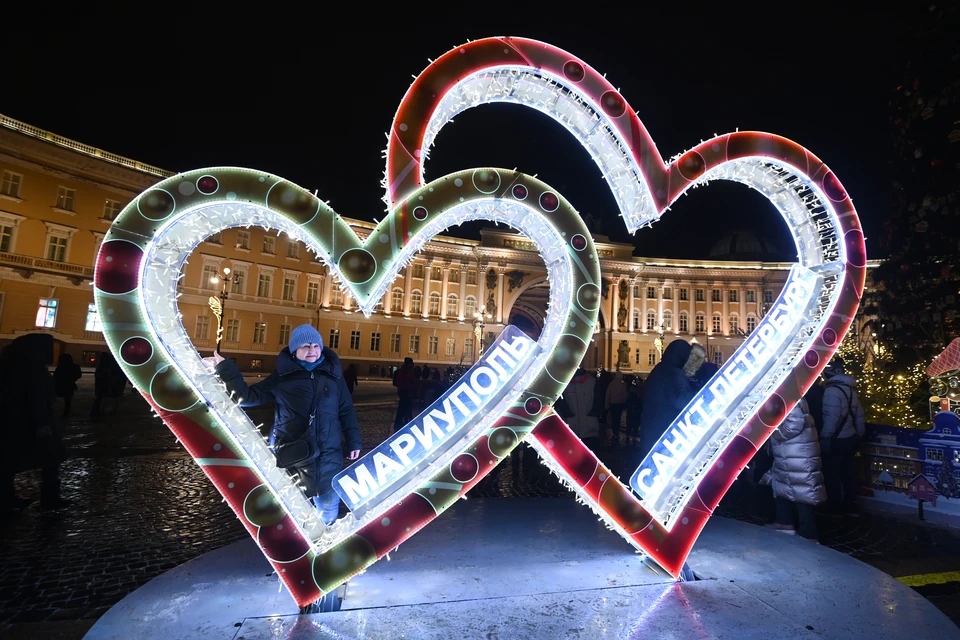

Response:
(208, 266), (239, 352)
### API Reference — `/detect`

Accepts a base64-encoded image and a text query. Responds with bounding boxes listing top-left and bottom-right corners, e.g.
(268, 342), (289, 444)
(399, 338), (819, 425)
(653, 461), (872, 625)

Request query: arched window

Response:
(391, 288), (404, 312)
(695, 313), (705, 333)
(411, 290), (422, 314)
(429, 292), (441, 315)
(712, 313), (722, 334)
(662, 310), (673, 331)
(679, 311), (688, 333)
(646, 310), (656, 330)
(446, 293), (459, 317)
(465, 295), (477, 318)
(729, 314), (739, 332)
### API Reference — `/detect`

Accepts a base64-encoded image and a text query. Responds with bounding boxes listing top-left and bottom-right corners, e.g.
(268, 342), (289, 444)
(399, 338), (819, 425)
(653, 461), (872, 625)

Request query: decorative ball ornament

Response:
(95, 36), (865, 607)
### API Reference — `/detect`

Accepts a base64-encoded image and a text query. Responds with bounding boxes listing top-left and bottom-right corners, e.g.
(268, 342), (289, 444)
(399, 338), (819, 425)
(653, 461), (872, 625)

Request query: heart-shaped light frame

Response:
(94, 36), (865, 606)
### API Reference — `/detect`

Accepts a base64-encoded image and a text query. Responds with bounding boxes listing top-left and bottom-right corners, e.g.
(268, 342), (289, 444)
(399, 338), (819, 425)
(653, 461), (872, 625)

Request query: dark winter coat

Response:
(54, 354), (82, 398)
(0, 333), (65, 472)
(215, 347), (361, 497)
(821, 374), (865, 441)
(639, 340), (695, 458)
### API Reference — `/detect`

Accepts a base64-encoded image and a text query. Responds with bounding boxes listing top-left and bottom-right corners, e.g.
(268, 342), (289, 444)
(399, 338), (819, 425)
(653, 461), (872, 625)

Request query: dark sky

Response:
(5, 8), (906, 261)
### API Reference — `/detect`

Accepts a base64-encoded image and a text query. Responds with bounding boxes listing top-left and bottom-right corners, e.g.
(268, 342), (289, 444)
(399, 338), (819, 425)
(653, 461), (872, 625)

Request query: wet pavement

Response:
(2, 378), (959, 638)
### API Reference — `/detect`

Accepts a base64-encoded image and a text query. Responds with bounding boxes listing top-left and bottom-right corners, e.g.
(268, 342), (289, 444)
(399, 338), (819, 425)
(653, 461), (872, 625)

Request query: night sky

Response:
(5, 8), (904, 261)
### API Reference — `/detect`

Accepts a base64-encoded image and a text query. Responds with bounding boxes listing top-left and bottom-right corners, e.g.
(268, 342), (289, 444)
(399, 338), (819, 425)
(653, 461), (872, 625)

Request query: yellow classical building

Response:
(1, 114), (802, 374)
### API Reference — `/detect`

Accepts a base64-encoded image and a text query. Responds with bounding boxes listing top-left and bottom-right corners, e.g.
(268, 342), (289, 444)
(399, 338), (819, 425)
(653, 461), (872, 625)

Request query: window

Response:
(648, 350), (657, 365)
(263, 236), (276, 253)
(445, 338), (456, 356)
(287, 242), (300, 259)
(390, 333), (401, 352)
(370, 332), (381, 351)
(465, 296), (477, 318)
(102, 199), (123, 221)
(679, 312), (688, 333)
(635, 348), (641, 364)
(712, 289), (722, 302)
(663, 287), (672, 300)
(282, 277), (296, 301)
(0, 224), (13, 253)
(713, 348), (723, 365)
(927, 448), (944, 462)
(696, 313), (705, 333)
(1, 171), (22, 198)
(207, 232), (222, 244)
(428, 336), (439, 355)
(411, 290), (422, 314)
(196, 315), (211, 340)
(391, 288), (404, 312)
(225, 319), (240, 342)
(85, 303), (102, 332)
(746, 315), (757, 332)
(201, 264), (219, 289)
(253, 322), (267, 343)
(413, 263), (424, 278)
(647, 286), (656, 299)
(696, 288), (704, 302)
(409, 335), (420, 353)
(662, 310), (672, 331)
(330, 288), (342, 306)
(236, 230), (250, 250)
(279, 324), (291, 346)
(646, 311), (656, 330)
(464, 338), (474, 359)
(467, 270), (477, 285)
(251, 359), (263, 370)
(729, 289), (738, 303)
(633, 309), (640, 330)
(350, 330), (361, 350)
(56, 186), (75, 211)
(633, 285), (640, 298)
(230, 271), (247, 293)
(764, 290), (773, 303)
(257, 273), (272, 297)
(449, 269), (460, 283)
(729, 315), (739, 332)
(306, 280), (320, 304)
(712, 313), (722, 333)
(429, 292), (441, 315)
(446, 294), (458, 317)
(679, 287), (688, 301)
(431, 265), (442, 280)
(46, 233), (68, 262)
(328, 328), (340, 349)
(747, 289), (756, 303)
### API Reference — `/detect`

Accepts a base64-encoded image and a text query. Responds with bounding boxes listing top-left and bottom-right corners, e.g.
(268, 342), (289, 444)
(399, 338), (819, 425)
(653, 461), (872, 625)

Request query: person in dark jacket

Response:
(1, 333), (69, 514)
(819, 357), (865, 516)
(53, 353), (82, 418)
(205, 324), (361, 525)
(638, 340), (696, 458)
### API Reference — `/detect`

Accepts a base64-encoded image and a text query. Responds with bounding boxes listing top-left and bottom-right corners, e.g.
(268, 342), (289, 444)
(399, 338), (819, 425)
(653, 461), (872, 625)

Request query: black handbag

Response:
(273, 414), (321, 469)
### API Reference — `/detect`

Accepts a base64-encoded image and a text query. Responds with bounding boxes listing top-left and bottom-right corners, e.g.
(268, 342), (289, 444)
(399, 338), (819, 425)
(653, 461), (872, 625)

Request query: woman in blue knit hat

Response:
(204, 323), (361, 525)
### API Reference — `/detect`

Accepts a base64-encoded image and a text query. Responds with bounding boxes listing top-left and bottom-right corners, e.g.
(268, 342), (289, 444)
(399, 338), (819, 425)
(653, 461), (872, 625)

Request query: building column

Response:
(321, 266), (333, 308)
(657, 283), (665, 331)
(478, 263), (488, 318)
(722, 284), (730, 335)
(688, 282), (696, 329)
(739, 284), (747, 328)
(706, 285), (713, 336)
(422, 261), (433, 318)
(439, 263), (450, 320)
(458, 266), (467, 320)
(628, 278), (636, 332)
(381, 288), (391, 315)
(496, 266), (506, 324)
(672, 283), (680, 334)
(403, 262), (413, 316)
(610, 276), (620, 332)
(641, 280), (649, 333)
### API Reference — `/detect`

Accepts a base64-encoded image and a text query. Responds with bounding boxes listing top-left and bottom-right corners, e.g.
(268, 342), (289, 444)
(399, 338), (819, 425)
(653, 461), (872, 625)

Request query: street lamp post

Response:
(208, 266), (240, 353)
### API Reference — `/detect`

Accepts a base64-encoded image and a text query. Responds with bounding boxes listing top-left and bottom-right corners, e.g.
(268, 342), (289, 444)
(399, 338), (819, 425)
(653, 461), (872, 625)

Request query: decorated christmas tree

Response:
(936, 455), (960, 500)
(870, 4), (960, 370)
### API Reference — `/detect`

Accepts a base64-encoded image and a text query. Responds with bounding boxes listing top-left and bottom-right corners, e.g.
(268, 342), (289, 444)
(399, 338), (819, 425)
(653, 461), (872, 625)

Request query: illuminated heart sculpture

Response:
(94, 36), (865, 607)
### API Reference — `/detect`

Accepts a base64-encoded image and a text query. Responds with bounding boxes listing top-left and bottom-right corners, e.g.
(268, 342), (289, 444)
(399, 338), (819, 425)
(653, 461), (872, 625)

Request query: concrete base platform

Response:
(85, 498), (959, 639)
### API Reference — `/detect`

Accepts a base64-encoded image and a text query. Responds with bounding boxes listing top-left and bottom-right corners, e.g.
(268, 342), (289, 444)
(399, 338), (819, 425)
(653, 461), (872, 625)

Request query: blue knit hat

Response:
(289, 324), (323, 353)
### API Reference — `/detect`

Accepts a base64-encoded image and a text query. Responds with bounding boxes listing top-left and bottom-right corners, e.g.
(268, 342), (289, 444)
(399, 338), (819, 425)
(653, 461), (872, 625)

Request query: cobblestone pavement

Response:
(2, 380), (958, 637)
